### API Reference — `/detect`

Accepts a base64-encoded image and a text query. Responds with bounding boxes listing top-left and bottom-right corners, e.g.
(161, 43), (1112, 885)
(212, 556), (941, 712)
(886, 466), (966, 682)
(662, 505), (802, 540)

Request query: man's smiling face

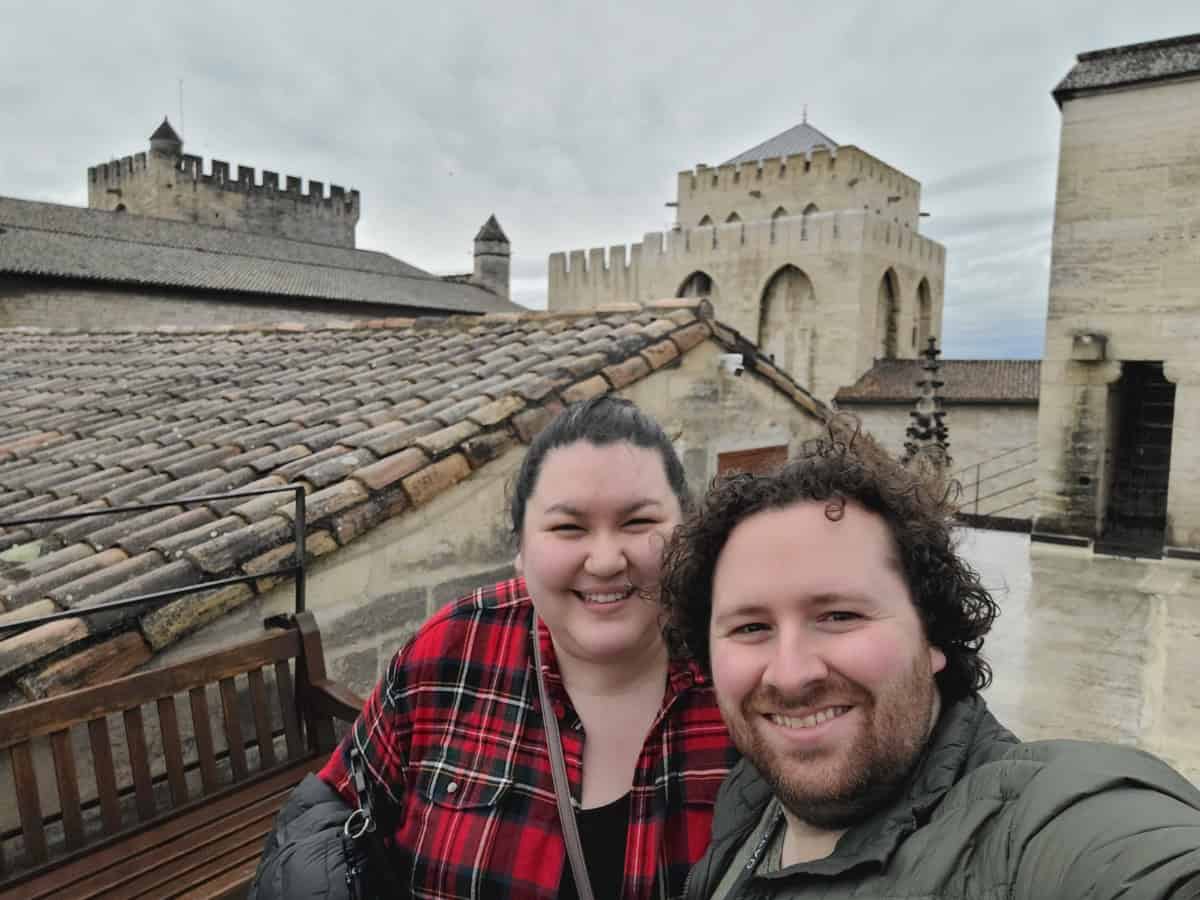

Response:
(709, 499), (946, 829)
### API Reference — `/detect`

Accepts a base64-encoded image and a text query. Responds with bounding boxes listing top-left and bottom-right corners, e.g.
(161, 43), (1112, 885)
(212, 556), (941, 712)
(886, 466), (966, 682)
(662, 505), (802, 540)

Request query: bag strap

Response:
(531, 618), (596, 900)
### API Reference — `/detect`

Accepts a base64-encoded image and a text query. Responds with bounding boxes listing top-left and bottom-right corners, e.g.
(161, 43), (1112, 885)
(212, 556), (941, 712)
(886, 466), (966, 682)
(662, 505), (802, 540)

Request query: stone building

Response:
(548, 121), (947, 402)
(836, 359), (1041, 520)
(1, 120), (519, 329)
(0, 299), (827, 719)
(1035, 33), (1200, 559)
(89, 118), (359, 248)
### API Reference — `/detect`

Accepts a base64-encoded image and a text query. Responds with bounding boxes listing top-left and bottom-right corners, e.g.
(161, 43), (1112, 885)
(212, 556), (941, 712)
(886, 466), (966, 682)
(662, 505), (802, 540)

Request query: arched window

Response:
(677, 270), (716, 301)
(697, 215), (713, 227)
(916, 279), (932, 351)
(758, 265), (817, 387)
(877, 269), (900, 359)
(801, 202), (818, 240)
(114, 204), (127, 213)
(725, 212), (741, 224)
(772, 206), (788, 220)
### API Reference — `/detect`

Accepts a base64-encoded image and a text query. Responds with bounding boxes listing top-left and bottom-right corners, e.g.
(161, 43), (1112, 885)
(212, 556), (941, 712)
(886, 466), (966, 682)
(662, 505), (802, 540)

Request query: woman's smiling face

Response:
(517, 440), (683, 668)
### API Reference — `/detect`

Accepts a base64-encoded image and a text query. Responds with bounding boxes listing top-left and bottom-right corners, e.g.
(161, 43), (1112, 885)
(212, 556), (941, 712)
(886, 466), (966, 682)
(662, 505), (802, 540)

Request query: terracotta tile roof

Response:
(0, 197), (521, 315)
(834, 359), (1041, 405)
(0, 301), (825, 704)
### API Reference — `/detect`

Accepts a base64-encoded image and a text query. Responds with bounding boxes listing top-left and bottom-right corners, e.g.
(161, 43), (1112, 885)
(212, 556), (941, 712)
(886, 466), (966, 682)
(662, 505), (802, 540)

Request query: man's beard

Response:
(720, 656), (939, 831)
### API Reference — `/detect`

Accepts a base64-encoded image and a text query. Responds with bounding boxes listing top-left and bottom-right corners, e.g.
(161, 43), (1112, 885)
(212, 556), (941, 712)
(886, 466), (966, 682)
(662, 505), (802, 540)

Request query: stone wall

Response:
(1037, 76), (1200, 550)
(848, 402), (1040, 519)
(549, 212), (945, 403)
(675, 146), (921, 231)
(88, 150), (359, 248)
(0, 277), (418, 329)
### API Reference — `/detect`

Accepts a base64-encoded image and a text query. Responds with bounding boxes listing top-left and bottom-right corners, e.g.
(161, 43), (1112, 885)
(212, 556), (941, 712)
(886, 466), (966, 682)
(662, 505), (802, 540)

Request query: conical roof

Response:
(474, 214), (509, 243)
(723, 121), (838, 166)
(149, 117), (182, 145)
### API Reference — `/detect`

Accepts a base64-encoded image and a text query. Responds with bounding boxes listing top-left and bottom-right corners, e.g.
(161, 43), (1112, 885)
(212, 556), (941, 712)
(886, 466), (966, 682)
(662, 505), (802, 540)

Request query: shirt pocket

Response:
(417, 765), (512, 810)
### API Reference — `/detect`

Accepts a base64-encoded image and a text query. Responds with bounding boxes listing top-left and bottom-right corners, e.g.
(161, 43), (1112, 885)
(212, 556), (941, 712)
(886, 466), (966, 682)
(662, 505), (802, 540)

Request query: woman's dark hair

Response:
(659, 417), (998, 703)
(509, 395), (691, 541)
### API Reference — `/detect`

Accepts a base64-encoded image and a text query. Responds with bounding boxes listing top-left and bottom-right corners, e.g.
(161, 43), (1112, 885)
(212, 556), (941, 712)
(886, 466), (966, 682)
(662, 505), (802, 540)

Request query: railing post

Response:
(974, 464), (981, 515)
(293, 486), (306, 615)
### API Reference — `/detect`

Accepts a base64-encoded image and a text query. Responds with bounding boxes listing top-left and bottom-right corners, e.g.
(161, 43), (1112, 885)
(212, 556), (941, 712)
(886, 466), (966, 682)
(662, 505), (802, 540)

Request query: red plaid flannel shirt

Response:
(320, 577), (736, 899)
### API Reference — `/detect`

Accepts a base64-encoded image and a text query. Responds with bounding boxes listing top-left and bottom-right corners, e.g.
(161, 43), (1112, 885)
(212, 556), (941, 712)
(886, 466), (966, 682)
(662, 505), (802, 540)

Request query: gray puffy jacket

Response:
(249, 774), (356, 900)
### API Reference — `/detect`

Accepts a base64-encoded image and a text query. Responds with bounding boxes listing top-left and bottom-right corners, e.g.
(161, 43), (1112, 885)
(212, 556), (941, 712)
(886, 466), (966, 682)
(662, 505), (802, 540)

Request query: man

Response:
(660, 426), (1200, 899)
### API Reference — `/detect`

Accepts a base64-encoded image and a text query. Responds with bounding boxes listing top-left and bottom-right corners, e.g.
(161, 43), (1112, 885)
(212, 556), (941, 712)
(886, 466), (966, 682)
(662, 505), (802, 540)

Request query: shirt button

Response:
(446, 781), (459, 794)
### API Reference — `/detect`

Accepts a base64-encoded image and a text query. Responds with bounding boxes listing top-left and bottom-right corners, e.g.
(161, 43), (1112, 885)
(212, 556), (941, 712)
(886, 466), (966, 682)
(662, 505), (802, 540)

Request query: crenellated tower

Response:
(87, 117), (361, 247)
(546, 119), (946, 402)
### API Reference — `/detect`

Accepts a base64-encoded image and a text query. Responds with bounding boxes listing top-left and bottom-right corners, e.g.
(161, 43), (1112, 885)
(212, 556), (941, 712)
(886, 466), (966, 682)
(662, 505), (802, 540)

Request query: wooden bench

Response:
(0, 612), (363, 900)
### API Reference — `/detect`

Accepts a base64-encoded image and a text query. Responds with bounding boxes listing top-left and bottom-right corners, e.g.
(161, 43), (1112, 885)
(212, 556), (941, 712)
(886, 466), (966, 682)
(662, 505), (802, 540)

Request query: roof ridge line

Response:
(0, 219), (455, 285)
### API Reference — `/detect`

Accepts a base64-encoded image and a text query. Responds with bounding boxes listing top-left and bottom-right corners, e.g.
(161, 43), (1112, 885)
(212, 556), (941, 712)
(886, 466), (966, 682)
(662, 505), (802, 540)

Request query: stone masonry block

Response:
(352, 448), (429, 493)
(561, 376), (610, 406)
(416, 421), (482, 458)
(640, 340), (680, 371)
(402, 454), (472, 507)
(468, 395), (526, 428)
(602, 356), (651, 390)
(20, 630), (152, 701)
(323, 586), (426, 651)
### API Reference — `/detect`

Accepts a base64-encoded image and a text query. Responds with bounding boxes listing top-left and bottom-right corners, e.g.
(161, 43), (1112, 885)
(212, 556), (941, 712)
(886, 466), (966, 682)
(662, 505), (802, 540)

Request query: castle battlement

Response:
(679, 146), (919, 200)
(550, 210), (941, 281)
(87, 122), (361, 246)
(89, 152), (359, 213)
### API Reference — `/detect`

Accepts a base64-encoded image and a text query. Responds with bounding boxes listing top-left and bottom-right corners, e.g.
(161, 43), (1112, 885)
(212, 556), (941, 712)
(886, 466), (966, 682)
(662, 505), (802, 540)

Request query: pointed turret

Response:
(472, 214), (511, 298)
(148, 117), (183, 156)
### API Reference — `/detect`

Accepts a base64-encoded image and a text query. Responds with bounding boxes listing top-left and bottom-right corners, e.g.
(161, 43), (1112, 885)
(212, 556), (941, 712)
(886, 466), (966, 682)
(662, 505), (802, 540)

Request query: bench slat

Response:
(88, 718), (122, 834)
(247, 668), (277, 769)
(12, 741), (48, 866)
(0, 629), (301, 749)
(188, 687), (220, 796)
(91, 806), (275, 898)
(4, 758), (320, 900)
(49, 730), (85, 851)
(174, 855), (261, 900)
(218, 678), (248, 783)
(123, 707), (156, 823)
(156, 696), (189, 807)
(273, 661), (302, 761)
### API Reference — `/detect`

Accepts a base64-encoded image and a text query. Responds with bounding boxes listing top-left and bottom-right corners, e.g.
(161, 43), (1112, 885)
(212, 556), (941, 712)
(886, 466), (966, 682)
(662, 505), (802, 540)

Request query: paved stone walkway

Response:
(960, 529), (1200, 784)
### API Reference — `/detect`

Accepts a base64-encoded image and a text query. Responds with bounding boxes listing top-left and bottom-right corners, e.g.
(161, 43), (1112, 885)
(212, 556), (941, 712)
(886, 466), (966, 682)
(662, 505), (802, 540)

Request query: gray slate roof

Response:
(724, 121), (839, 166)
(0, 197), (522, 315)
(835, 359), (1041, 405)
(1054, 33), (1200, 105)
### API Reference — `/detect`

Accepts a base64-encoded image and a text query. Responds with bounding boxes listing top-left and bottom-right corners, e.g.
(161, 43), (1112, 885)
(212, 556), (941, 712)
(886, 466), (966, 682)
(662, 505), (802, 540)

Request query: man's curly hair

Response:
(660, 418), (998, 703)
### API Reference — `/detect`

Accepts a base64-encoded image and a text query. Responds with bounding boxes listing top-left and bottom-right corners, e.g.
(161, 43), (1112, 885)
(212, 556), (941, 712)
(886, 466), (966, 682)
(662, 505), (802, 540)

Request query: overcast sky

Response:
(3, 2), (1197, 358)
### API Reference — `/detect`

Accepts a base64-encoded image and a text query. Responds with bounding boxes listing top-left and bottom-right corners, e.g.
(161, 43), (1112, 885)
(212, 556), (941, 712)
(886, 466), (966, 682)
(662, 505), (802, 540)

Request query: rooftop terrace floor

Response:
(962, 528), (1200, 784)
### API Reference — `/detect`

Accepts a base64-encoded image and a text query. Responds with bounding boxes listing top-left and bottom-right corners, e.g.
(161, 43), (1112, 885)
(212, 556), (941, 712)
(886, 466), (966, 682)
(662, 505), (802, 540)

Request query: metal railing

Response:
(0, 484), (306, 639)
(952, 441), (1038, 520)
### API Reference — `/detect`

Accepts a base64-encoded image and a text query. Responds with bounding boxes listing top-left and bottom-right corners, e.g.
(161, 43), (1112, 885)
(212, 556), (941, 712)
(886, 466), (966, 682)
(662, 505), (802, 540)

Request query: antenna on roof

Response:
(802, 104), (808, 124)
(178, 78), (185, 141)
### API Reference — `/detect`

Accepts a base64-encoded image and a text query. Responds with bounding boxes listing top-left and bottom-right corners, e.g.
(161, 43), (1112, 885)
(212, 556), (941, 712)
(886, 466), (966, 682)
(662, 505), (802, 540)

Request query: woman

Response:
(251, 396), (736, 899)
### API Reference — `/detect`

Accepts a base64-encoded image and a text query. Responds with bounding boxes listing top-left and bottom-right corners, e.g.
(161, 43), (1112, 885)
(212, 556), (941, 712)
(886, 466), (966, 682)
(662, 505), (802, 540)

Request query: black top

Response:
(559, 792), (631, 899)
